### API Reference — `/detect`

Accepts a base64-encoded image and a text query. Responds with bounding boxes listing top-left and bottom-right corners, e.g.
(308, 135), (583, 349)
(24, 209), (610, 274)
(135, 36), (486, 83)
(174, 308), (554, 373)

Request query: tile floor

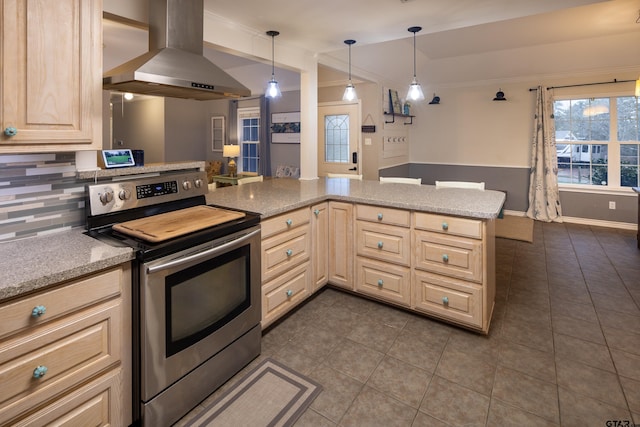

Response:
(177, 222), (640, 426)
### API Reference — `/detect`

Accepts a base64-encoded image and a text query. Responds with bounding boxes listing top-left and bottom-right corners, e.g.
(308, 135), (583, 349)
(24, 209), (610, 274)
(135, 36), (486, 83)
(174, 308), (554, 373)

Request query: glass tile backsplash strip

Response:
(0, 153), (84, 242)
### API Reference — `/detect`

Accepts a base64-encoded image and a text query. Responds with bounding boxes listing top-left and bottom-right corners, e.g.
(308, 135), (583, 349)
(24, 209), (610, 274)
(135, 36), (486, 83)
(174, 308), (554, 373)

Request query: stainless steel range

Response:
(86, 170), (261, 427)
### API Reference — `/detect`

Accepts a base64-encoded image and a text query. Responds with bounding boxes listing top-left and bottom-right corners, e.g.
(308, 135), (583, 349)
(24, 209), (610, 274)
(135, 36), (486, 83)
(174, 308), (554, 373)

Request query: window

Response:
(554, 96), (639, 188)
(324, 114), (349, 163)
(237, 108), (260, 174)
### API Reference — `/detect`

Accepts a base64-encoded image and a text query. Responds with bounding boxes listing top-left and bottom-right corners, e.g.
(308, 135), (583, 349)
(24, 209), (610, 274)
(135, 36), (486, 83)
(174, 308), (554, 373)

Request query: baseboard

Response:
(501, 210), (637, 231)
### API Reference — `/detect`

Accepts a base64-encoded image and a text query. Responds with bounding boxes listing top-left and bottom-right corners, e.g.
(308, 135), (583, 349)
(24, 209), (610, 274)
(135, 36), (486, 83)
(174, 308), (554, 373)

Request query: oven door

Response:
(140, 225), (261, 402)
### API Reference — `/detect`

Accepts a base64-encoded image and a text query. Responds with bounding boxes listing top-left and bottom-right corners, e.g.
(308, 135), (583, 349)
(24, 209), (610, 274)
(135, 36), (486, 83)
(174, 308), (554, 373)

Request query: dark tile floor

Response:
(178, 222), (640, 426)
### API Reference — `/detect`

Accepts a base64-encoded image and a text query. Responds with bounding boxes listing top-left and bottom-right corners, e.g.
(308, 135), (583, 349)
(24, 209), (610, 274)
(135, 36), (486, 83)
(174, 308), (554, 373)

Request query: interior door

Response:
(318, 101), (361, 176)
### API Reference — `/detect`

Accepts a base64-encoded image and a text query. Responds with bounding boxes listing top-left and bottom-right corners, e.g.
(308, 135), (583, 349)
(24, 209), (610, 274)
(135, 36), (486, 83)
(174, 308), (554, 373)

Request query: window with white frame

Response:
(237, 107), (260, 174)
(554, 95), (639, 188)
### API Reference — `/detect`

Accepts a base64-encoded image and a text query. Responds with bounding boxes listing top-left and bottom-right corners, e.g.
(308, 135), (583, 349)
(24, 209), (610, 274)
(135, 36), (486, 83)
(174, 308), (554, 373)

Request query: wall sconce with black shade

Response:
(265, 30), (281, 99)
(429, 94), (440, 104)
(342, 39), (357, 101)
(493, 89), (507, 101)
(406, 26), (425, 102)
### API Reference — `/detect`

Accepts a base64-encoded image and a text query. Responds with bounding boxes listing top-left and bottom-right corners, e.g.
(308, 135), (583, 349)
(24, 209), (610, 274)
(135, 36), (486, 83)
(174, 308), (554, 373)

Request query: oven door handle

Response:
(146, 229), (260, 274)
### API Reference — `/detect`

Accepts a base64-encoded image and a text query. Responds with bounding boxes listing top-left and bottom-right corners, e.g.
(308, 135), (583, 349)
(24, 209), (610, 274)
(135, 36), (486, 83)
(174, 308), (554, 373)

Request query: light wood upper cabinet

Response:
(0, 0), (102, 152)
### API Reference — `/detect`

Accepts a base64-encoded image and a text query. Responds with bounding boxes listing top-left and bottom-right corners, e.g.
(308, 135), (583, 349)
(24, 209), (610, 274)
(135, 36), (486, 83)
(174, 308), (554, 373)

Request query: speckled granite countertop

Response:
(206, 178), (506, 219)
(3, 178), (504, 304)
(0, 229), (133, 302)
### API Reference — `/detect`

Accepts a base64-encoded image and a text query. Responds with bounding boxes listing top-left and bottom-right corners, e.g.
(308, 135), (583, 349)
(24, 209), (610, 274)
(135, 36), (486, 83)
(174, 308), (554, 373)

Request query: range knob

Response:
(194, 178), (203, 188)
(118, 189), (131, 200)
(182, 180), (192, 191)
(99, 190), (114, 205)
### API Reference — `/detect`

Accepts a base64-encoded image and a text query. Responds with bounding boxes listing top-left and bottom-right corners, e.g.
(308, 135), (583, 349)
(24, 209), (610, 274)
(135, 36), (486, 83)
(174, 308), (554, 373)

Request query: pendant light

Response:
(406, 26), (425, 102)
(265, 30), (281, 99)
(342, 39), (357, 101)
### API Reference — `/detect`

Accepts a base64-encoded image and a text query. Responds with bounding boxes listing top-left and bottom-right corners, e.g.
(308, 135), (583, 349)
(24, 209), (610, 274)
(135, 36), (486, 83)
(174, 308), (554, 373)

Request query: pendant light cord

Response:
(267, 30), (279, 79)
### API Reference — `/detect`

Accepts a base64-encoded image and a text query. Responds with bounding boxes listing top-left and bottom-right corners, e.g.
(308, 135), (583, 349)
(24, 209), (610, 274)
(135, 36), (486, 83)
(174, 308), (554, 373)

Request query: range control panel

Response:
(87, 171), (208, 216)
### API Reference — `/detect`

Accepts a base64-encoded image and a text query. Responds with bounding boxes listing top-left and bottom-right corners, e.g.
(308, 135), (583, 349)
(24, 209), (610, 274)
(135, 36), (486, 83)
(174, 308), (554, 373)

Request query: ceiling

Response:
(104, 0), (640, 95)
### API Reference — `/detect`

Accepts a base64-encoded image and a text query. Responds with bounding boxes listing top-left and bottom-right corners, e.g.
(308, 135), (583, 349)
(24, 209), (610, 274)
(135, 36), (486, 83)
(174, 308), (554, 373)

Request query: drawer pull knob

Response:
(442, 222), (448, 230)
(313, 209), (320, 216)
(442, 296), (449, 305)
(33, 365), (48, 379)
(377, 241), (384, 249)
(31, 305), (46, 317)
(4, 126), (17, 137)
(377, 279), (384, 287)
(286, 249), (293, 257)
(286, 219), (293, 226)
(442, 254), (449, 262)
(286, 289), (293, 297)
(377, 213), (383, 220)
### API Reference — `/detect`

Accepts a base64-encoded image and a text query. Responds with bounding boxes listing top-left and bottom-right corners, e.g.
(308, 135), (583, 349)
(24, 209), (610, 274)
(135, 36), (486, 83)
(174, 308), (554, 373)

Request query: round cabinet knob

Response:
(33, 365), (48, 379)
(442, 296), (449, 305)
(286, 249), (293, 257)
(99, 190), (114, 205)
(194, 179), (203, 188)
(4, 126), (17, 137)
(118, 189), (131, 200)
(286, 289), (293, 297)
(377, 213), (383, 220)
(377, 241), (384, 249)
(442, 254), (449, 262)
(182, 180), (192, 191)
(377, 279), (384, 287)
(286, 219), (293, 226)
(31, 305), (46, 317)
(442, 222), (449, 231)
(313, 209), (320, 216)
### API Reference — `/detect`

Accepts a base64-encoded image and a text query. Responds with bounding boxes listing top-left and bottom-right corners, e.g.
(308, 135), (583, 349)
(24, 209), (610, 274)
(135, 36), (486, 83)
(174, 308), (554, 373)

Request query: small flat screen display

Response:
(102, 149), (136, 168)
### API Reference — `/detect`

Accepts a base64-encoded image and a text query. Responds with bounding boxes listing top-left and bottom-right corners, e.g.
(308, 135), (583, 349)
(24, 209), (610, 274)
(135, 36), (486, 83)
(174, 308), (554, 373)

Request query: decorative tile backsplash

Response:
(0, 153), (86, 242)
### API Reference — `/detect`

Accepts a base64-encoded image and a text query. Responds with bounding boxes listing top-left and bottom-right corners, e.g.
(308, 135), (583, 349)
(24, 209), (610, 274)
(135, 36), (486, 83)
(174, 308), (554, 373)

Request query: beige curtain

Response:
(526, 86), (562, 222)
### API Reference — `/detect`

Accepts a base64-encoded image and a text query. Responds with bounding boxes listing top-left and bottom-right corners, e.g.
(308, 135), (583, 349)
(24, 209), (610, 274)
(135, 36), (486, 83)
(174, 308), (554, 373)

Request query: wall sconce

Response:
(223, 144), (240, 177)
(406, 26), (425, 102)
(493, 89), (507, 101)
(265, 30), (281, 99)
(342, 39), (357, 101)
(428, 94), (440, 104)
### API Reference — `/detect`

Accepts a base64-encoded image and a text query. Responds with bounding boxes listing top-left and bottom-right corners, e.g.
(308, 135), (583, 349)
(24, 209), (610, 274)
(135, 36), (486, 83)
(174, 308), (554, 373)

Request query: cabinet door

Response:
(0, 0), (102, 152)
(311, 202), (328, 292)
(328, 201), (354, 289)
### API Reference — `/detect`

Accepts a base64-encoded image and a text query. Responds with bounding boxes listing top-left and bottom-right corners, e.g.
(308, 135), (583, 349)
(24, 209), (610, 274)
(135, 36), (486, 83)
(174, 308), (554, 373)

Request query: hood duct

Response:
(103, 0), (251, 100)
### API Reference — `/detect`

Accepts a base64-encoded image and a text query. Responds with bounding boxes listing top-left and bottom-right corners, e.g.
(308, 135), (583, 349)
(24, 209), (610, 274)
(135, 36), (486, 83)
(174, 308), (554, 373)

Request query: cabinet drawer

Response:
(414, 212), (482, 239)
(262, 262), (311, 328)
(262, 225), (310, 283)
(261, 208), (310, 239)
(0, 300), (121, 424)
(356, 257), (410, 307)
(11, 368), (122, 427)
(414, 230), (482, 283)
(356, 221), (411, 266)
(0, 268), (122, 339)
(413, 271), (482, 328)
(356, 205), (410, 227)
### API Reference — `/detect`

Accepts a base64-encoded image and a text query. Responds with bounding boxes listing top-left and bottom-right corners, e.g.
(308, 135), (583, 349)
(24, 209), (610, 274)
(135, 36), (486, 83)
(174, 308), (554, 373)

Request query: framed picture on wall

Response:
(271, 111), (301, 144)
(211, 116), (225, 151)
(389, 89), (402, 115)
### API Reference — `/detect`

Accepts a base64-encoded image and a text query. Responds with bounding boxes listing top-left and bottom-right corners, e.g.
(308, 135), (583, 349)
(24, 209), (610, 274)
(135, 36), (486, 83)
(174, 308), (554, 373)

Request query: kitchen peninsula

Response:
(206, 178), (505, 334)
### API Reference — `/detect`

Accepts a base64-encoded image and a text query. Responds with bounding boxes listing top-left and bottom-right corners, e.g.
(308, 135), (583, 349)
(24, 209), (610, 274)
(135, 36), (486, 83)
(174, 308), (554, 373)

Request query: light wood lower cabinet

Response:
(328, 202), (354, 290)
(260, 202), (496, 334)
(311, 202), (329, 292)
(0, 264), (131, 426)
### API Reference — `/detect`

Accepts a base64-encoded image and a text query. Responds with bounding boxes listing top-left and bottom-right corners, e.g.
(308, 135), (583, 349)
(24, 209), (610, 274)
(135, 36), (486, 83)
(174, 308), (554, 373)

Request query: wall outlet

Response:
(609, 201), (616, 210)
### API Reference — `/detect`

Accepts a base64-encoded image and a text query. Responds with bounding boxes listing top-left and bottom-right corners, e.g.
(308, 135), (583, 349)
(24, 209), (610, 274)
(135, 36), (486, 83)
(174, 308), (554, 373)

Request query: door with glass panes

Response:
(317, 101), (361, 176)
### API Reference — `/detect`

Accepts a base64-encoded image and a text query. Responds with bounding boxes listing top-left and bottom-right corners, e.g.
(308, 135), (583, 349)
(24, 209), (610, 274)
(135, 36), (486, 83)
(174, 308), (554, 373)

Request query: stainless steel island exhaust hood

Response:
(103, 0), (251, 100)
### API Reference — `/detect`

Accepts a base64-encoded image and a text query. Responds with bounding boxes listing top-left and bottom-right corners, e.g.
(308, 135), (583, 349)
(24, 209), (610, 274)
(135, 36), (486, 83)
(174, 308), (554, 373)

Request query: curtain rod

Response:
(528, 78), (636, 91)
